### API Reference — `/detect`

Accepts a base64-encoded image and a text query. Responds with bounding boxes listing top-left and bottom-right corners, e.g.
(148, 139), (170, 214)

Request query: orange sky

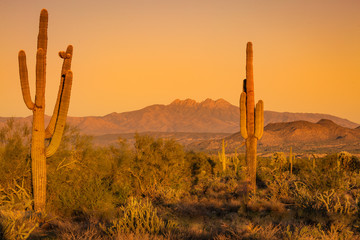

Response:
(1, 0), (360, 123)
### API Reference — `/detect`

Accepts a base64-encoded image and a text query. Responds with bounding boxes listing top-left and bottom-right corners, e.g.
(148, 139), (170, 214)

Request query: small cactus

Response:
(289, 147), (293, 175)
(18, 9), (73, 211)
(218, 139), (227, 172)
(239, 42), (264, 192)
(312, 154), (317, 169)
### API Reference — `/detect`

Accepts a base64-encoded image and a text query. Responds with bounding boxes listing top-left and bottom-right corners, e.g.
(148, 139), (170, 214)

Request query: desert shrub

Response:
(336, 152), (360, 173)
(0, 180), (37, 239)
(265, 172), (297, 203)
(130, 134), (191, 202)
(186, 151), (214, 196)
(230, 222), (282, 240)
(294, 155), (348, 192)
(284, 223), (356, 240)
(110, 137), (133, 170)
(0, 210), (38, 240)
(270, 152), (288, 172)
(0, 120), (37, 239)
(47, 126), (117, 218)
(101, 197), (177, 236)
(0, 119), (31, 192)
(292, 181), (317, 210)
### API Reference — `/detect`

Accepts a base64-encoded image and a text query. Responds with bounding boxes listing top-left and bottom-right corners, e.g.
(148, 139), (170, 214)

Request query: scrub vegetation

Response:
(1, 121), (360, 239)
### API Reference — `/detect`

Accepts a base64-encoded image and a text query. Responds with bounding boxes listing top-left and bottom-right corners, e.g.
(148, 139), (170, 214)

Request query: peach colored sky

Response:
(1, 0), (360, 123)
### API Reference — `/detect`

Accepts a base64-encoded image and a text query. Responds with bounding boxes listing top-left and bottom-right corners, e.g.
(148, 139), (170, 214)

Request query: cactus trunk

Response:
(240, 42), (264, 193)
(32, 107), (47, 211)
(246, 137), (257, 190)
(18, 9), (73, 211)
(289, 147), (293, 175)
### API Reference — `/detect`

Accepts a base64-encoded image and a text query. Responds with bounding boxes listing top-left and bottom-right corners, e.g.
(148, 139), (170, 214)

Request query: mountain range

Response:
(73, 98), (359, 135)
(1, 98), (359, 153)
(3, 98), (356, 135)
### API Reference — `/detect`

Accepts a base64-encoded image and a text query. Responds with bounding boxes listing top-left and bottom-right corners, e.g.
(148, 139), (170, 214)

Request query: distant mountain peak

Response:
(170, 98), (232, 109)
(200, 98), (232, 108)
(170, 99), (181, 105)
(105, 112), (118, 117)
(170, 98), (197, 107)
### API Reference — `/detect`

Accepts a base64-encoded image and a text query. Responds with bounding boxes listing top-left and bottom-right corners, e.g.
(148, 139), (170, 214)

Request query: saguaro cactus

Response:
(289, 147), (293, 175)
(218, 139), (228, 172)
(240, 42), (264, 193)
(18, 9), (73, 211)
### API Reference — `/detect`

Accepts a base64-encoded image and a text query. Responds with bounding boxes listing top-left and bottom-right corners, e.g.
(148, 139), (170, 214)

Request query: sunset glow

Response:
(1, 0), (359, 123)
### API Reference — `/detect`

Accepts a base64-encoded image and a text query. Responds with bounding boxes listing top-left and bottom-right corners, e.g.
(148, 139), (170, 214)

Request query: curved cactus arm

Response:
(240, 92), (248, 139)
(254, 100), (264, 139)
(35, 49), (46, 108)
(60, 45), (73, 75)
(45, 45), (73, 138)
(18, 51), (35, 110)
(46, 70), (73, 157)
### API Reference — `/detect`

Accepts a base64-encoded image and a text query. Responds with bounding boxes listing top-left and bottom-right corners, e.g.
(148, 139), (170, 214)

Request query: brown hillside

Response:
(190, 119), (360, 153)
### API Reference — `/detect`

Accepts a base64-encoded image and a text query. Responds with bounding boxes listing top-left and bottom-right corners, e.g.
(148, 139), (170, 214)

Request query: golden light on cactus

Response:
(289, 146), (293, 175)
(240, 42), (264, 193)
(18, 9), (73, 211)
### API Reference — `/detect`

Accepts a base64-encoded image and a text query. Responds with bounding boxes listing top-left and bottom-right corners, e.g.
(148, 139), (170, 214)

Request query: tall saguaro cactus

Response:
(240, 42), (264, 193)
(18, 9), (73, 211)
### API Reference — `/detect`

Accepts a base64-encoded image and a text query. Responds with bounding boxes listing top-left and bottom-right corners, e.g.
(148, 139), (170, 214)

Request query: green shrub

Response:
(0, 120), (31, 192)
(130, 134), (191, 202)
(46, 126), (117, 218)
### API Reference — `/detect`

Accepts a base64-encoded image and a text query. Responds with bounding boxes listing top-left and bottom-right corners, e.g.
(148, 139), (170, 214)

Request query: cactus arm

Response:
(246, 42), (255, 136)
(35, 49), (46, 108)
(259, 100), (264, 138)
(60, 45), (73, 75)
(254, 100), (264, 139)
(37, 9), (48, 55)
(45, 45), (73, 138)
(240, 92), (248, 139)
(46, 71), (73, 157)
(18, 51), (35, 110)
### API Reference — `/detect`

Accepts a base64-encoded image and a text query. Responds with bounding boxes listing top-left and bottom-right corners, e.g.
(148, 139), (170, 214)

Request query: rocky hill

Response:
(190, 119), (360, 154)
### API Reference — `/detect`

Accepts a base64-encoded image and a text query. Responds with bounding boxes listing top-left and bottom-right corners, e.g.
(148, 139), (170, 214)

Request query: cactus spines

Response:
(18, 9), (73, 211)
(239, 42), (264, 193)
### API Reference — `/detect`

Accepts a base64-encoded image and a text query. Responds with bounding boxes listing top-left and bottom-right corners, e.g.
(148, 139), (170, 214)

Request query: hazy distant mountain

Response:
(0, 99), (358, 136)
(190, 119), (360, 153)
